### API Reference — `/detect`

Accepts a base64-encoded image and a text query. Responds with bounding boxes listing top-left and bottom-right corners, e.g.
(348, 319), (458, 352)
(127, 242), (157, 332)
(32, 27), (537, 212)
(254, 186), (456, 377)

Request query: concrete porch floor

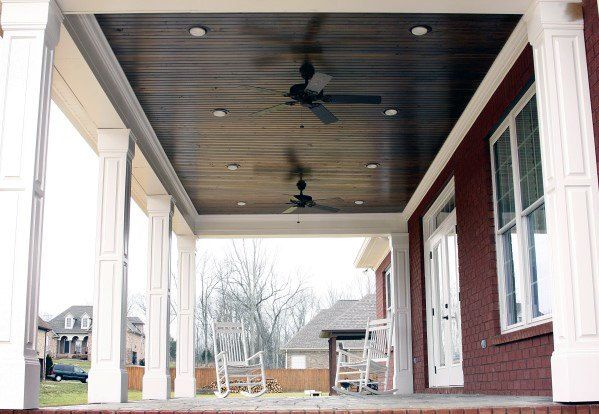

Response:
(43, 394), (596, 413)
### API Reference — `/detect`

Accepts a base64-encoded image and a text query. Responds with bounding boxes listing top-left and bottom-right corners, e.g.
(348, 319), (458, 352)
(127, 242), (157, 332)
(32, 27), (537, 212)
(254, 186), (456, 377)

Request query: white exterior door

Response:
(426, 210), (464, 387)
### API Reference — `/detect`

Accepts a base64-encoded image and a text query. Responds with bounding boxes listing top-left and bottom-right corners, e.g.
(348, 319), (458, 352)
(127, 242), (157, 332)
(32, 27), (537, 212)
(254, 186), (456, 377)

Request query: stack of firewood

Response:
(204, 378), (283, 394)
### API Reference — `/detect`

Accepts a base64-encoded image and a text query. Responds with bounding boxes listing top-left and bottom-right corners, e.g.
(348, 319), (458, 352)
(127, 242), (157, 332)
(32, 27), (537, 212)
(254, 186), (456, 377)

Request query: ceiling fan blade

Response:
(312, 203), (340, 213)
(282, 206), (298, 214)
(237, 84), (286, 96)
(323, 94), (382, 104)
(252, 102), (293, 116)
(309, 103), (338, 124)
(306, 72), (332, 94)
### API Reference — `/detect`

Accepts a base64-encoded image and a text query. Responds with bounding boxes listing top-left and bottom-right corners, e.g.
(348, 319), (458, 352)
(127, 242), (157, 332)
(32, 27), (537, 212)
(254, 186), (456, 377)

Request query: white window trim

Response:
(64, 314), (74, 329)
(489, 83), (551, 334)
(384, 266), (392, 317)
(81, 314), (90, 330)
(422, 178), (456, 241)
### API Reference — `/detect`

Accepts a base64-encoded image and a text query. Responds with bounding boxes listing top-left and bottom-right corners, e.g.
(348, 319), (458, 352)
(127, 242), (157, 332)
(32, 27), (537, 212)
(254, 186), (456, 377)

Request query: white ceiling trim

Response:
(402, 18), (529, 220)
(63, 14), (198, 232)
(56, 0), (533, 14)
(195, 213), (406, 238)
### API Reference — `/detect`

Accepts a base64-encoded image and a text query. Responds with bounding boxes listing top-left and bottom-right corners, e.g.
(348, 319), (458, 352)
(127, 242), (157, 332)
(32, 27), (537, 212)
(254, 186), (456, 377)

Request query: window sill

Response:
(490, 321), (552, 346)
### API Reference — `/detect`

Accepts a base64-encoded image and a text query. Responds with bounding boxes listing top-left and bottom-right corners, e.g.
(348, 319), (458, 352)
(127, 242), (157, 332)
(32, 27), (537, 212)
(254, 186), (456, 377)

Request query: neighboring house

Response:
(36, 317), (57, 379)
(49, 306), (145, 365)
(282, 295), (375, 369)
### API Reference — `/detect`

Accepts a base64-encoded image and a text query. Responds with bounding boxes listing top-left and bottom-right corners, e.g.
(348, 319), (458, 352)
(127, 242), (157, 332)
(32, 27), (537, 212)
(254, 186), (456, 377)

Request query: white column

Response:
(88, 129), (134, 403)
(388, 233), (413, 394)
(0, 0), (61, 409)
(174, 235), (197, 398)
(526, 0), (599, 403)
(143, 195), (174, 400)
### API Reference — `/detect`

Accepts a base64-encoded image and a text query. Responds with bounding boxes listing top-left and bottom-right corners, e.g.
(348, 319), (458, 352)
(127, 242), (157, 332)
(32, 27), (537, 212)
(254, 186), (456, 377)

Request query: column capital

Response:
(97, 129), (134, 159)
(388, 233), (409, 250)
(1, 0), (63, 48)
(525, 0), (583, 45)
(147, 195), (174, 216)
(177, 235), (197, 252)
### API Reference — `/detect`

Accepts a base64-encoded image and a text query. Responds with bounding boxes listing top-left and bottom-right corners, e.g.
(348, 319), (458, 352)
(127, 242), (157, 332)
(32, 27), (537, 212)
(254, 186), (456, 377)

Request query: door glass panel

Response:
(432, 243), (445, 367)
(447, 230), (462, 364)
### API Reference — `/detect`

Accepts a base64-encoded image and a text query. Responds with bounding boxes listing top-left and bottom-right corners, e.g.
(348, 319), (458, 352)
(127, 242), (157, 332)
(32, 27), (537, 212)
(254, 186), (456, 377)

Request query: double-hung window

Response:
(490, 85), (551, 332)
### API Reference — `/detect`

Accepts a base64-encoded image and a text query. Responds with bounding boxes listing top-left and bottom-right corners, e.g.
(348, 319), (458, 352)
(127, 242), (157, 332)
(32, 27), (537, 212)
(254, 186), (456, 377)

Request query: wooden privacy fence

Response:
(126, 366), (329, 393)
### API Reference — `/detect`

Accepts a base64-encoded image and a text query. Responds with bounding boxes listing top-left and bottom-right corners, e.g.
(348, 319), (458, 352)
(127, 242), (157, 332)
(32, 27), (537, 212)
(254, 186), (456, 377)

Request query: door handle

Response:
(442, 316), (449, 320)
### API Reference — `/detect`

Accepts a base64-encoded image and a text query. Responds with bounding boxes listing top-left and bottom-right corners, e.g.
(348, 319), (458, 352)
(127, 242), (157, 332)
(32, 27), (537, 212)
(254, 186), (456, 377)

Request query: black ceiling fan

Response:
(283, 175), (339, 214)
(250, 61), (382, 125)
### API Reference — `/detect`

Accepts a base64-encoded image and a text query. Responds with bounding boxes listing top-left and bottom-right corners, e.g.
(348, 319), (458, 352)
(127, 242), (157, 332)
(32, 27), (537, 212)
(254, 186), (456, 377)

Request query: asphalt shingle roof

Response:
(49, 305), (144, 336)
(282, 294), (375, 351)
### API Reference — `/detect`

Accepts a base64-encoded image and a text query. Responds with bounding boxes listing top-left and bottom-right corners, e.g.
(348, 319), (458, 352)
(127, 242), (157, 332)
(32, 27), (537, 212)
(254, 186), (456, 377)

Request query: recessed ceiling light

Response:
(410, 25), (431, 36)
(383, 108), (398, 116)
(189, 26), (208, 37)
(212, 109), (229, 117)
(237, 201), (246, 206)
(354, 200), (365, 205)
(365, 162), (380, 169)
(226, 163), (240, 171)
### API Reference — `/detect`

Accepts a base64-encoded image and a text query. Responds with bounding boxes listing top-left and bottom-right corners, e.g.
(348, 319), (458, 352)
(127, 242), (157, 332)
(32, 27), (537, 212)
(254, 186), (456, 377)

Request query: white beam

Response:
(56, 0), (534, 14)
(143, 195), (174, 400)
(174, 235), (197, 398)
(0, 0), (61, 409)
(525, 0), (599, 403)
(196, 213), (406, 238)
(88, 128), (134, 403)
(388, 233), (413, 394)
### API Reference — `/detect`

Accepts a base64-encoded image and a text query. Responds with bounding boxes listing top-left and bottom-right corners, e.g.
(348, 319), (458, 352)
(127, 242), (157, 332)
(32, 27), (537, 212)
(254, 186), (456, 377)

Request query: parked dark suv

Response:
(47, 364), (88, 383)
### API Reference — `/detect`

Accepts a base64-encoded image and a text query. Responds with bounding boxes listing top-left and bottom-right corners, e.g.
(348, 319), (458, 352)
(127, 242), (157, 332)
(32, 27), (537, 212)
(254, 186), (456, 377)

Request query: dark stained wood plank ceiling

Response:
(96, 13), (520, 215)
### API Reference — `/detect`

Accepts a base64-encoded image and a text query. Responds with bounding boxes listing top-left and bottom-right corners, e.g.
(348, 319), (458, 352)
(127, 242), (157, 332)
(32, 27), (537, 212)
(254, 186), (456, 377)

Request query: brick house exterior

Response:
(49, 306), (145, 365)
(356, 13), (599, 393)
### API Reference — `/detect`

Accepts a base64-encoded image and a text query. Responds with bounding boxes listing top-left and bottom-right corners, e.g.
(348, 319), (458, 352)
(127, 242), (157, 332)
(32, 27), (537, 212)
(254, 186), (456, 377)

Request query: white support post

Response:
(526, 0), (599, 403)
(388, 233), (413, 394)
(143, 195), (174, 400)
(88, 129), (134, 403)
(0, 0), (61, 408)
(174, 235), (197, 398)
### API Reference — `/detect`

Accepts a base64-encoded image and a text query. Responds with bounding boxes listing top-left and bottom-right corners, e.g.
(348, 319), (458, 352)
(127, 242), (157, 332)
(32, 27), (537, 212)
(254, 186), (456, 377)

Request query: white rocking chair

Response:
(212, 321), (267, 398)
(333, 315), (397, 396)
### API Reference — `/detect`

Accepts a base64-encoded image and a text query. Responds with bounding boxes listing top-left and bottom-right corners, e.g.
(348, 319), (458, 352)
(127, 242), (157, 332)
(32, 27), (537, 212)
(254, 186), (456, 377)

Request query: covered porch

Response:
(1, 0), (599, 410)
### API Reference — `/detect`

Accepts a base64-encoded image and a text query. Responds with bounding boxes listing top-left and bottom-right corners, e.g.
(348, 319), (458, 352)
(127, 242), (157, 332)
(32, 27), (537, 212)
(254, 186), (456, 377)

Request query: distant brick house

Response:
(282, 295), (375, 369)
(49, 306), (145, 365)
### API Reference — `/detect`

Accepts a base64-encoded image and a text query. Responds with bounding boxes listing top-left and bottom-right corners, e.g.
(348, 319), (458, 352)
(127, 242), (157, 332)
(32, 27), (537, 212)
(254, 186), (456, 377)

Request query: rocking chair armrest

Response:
(246, 351), (264, 362)
(215, 351), (227, 361)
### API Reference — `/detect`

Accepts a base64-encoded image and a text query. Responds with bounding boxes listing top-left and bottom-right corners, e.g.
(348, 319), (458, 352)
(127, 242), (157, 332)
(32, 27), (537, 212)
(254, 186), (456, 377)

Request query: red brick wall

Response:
(407, 46), (553, 396)
(583, 0), (599, 174)
(375, 254), (391, 319)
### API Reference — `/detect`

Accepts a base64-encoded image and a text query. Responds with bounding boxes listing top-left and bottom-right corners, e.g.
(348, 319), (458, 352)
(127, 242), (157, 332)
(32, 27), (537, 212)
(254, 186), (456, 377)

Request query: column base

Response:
(143, 374), (171, 400)
(0, 356), (40, 409)
(552, 349), (599, 402)
(174, 375), (196, 398)
(88, 368), (128, 403)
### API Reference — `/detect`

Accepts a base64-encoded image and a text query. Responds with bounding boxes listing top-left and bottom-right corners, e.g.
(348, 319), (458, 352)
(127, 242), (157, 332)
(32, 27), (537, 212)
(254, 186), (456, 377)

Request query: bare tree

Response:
(128, 293), (147, 320)
(194, 254), (219, 365)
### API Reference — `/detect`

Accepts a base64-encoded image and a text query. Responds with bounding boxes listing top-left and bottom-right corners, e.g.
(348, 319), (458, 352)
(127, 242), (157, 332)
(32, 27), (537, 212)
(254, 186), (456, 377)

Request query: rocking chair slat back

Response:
(213, 321), (248, 364)
(363, 317), (393, 362)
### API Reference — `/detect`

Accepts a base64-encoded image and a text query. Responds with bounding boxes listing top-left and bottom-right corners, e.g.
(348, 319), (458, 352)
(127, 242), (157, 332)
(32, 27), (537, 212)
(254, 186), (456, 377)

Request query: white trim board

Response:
(55, 0), (534, 15)
(196, 213), (406, 238)
(402, 18), (529, 220)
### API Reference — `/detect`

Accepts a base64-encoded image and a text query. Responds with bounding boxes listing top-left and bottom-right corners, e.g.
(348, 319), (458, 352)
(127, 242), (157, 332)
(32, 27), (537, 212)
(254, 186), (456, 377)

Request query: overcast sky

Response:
(38, 102), (369, 319)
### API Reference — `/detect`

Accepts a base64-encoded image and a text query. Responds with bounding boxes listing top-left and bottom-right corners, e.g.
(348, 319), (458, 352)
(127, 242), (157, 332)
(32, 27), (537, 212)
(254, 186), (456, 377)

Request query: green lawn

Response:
(52, 358), (91, 370)
(39, 381), (142, 407)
